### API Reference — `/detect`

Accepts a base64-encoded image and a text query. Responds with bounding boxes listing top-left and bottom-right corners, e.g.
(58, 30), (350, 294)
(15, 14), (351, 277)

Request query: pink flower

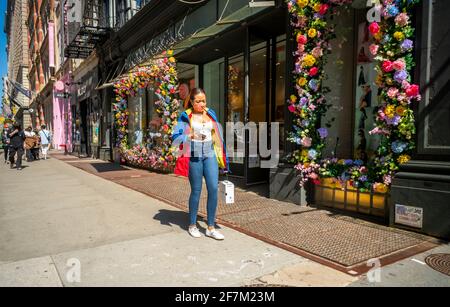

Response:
(297, 44), (305, 53)
(406, 84), (420, 97)
(387, 88), (399, 99)
(309, 67), (319, 76)
(369, 44), (379, 55)
(382, 60), (394, 72)
(297, 34), (307, 45)
(369, 22), (380, 34)
(288, 104), (296, 113)
(301, 137), (312, 147)
(312, 47), (323, 58)
(393, 59), (406, 71)
(395, 13), (409, 27)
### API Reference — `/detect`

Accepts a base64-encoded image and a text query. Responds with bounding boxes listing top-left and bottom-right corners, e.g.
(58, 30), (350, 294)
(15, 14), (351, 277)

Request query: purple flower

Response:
(401, 39), (413, 52)
(386, 115), (401, 126)
(300, 97), (308, 106)
(394, 70), (408, 83)
(318, 128), (328, 139)
(344, 159), (353, 166)
(359, 175), (368, 182)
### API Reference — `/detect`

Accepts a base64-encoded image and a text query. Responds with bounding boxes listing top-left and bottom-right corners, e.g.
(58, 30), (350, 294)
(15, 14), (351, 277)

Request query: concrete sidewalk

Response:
(0, 152), (357, 287)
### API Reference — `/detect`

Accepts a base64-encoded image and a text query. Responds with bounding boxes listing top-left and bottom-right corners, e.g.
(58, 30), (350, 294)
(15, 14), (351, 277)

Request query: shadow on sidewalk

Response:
(153, 209), (192, 231)
(153, 209), (221, 233)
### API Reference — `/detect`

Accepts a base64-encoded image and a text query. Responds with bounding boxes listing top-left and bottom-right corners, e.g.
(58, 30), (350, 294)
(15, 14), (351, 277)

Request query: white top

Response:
(191, 113), (213, 142)
(25, 131), (36, 137)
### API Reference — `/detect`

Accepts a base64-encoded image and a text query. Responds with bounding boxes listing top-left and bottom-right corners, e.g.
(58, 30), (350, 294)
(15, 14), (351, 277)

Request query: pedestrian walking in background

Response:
(39, 124), (52, 160)
(32, 127), (41, 160)
(8, 123), (26, 170)
(24, 126), (37, 162)
(172, 88), (228, 240)
(2, 123), (11, 164)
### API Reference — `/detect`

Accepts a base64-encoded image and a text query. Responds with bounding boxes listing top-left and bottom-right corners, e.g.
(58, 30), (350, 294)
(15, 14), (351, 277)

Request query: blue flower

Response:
(308, 149), (318, 159)
(354, 159), (364, 166)
(344, 159), (353, 166)
(387, 5), (399, 17)
(308, 79), (318, 92)
(391, 141), (408, 153)
(359, 175), (368, 182)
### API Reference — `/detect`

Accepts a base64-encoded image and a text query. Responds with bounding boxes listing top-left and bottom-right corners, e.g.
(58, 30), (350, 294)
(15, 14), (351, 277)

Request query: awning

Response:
(95, 61), (126, 90)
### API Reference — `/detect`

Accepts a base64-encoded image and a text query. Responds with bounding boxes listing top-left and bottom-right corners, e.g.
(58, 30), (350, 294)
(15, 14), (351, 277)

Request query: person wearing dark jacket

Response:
(8, 123), (26, 170)
(2, 124), (11, 163)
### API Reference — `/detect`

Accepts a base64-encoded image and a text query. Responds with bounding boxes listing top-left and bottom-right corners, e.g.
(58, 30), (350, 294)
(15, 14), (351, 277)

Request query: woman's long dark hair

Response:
(184, 88), (206, 109)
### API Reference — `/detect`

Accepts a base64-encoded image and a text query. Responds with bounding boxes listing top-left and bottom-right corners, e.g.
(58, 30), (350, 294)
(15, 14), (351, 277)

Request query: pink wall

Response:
(53, 74), (73, 151)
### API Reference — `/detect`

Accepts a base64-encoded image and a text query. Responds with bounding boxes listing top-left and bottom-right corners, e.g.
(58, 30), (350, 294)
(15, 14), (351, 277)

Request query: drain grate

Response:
(424, 253), (450, 276)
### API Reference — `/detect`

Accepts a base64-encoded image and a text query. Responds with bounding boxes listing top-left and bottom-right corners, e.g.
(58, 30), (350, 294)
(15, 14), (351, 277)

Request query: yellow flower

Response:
(290, 95), (298, 103)
(297, 0), (308, 8)
(308, 28), (317, 38)
(313, 3), (321, 12)
(302, 54), (316, 67)
(393, 31), (405, 41)
(169, 57), (176, 63)
(385, 105), (395, 118)
(301, 149), (309, 157)
(396, 106), (406, 116)
(398, 155), (411, 164)
(167, 50), (174, 56)
(298, 77), (307, 86)
(338, 159), (345, 164)
(300, 109), (307, 118)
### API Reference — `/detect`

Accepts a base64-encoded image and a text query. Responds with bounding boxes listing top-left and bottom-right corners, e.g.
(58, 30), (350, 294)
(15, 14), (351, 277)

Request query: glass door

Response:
(227, 54), (246, 176)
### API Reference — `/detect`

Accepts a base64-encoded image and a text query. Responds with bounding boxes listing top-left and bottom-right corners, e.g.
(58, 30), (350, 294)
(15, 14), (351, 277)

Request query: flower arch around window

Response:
(286, 0), (421, 193)
(113, 50), (180, 172)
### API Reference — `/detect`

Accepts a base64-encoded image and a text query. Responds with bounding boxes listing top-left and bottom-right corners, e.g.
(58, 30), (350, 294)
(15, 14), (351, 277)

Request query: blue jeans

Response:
(188, 141), (218, 227)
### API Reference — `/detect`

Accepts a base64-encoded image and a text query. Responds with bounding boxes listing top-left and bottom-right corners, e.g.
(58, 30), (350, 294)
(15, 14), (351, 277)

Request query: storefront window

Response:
(203, 58), (225, 124)
(177, 63), (197, 110)
(146, 89), (162, 150)
(128, 90), (147, 146)
(275, 35), (286, 154)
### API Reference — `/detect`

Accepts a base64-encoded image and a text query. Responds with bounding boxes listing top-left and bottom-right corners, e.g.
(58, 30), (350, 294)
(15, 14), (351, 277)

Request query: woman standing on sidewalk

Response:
(172, 88), (228, 240)
(39, 124), (52, 160)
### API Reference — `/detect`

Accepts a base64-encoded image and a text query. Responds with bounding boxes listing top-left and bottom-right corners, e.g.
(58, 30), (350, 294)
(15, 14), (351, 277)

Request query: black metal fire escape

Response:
(65, 0), (110, 59)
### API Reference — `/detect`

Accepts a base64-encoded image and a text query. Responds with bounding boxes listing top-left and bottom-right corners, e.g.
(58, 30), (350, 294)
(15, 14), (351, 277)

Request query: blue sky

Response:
(0, 0), (7, 112)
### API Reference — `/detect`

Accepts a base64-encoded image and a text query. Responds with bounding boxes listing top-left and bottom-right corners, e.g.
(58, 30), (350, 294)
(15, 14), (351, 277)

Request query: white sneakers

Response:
(205, 228), (225, 240)
(188, 226), (225, 240)
(188, 226), (202, 238)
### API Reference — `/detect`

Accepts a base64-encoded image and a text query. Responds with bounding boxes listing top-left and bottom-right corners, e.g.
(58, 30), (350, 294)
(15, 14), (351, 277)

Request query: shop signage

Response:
(124, 22), (185, 70)
(54, 92), (71, 98)
(366, 0), (382, 23)
(395, 204), (423, 229)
